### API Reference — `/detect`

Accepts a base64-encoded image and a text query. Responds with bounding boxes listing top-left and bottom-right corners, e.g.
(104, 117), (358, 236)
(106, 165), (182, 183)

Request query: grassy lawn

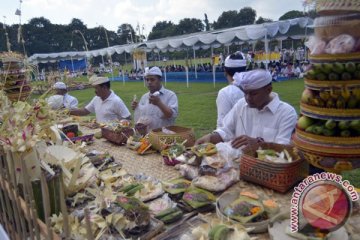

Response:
(67, 79), (304, 138)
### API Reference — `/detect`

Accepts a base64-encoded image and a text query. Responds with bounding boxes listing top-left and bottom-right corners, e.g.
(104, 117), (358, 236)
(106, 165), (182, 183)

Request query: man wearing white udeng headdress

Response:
(47, 82), (78, 109)
(216, 51), (247, 128)
(131, 66), (178, 130)
(196, 69), (297, 148)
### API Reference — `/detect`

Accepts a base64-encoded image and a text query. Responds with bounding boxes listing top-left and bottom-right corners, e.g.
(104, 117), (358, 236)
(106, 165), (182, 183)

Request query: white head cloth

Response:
(89, 75), (110, 86)
(53, 82), (67, 90)
(145, 66), (162, 77)
(233, 69), (272, 90)
(224, 51), (247, 68)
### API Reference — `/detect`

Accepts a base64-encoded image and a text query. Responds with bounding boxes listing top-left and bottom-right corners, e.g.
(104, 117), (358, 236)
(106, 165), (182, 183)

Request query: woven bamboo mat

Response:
(85, 136), (181, 181)
(83, 128), (360, 240)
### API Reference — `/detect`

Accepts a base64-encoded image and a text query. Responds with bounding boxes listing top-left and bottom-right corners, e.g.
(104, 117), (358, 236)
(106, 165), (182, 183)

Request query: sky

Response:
(1, 0), (306, 36)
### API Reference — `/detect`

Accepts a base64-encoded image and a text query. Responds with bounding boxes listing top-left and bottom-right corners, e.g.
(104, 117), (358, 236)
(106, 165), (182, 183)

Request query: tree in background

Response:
(212, 10), (238, 29)
(279, 10), (305, 20)
(175, 18), (204, 35)
(147, 21), (176, 40)
(204, 13), (210, 31)
(238, 7), (257, 26)
(255, 17), (273, 24)
(117, 23), (136, 44)
(213, 7), (257, 29)
(68, 18), (87, 32)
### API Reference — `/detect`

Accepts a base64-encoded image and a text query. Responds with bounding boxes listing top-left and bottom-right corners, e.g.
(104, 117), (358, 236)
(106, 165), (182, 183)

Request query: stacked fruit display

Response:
(293, 1), (360, 173)
(0, 52), (31, 102)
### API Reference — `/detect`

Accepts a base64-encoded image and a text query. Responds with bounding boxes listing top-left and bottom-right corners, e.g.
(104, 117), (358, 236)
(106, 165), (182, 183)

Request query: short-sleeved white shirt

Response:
(63, 93), (78, 109)
(85, 91), (131, 123)
(216, 84), (244, 128)
(134, 86), (178, 130)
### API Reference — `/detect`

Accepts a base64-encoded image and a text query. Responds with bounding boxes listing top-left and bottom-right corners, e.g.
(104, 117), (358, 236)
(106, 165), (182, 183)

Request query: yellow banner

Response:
(254, 52), (281, 62)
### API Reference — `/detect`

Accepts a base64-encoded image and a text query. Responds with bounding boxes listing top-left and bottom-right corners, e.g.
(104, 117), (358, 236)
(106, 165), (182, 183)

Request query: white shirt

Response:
(85, 91), (131, 123)
(215, 92), (297, 145)
(216, 84), (244, 128)
(134, 86), (178, 130)
(63, 93), (78, 109)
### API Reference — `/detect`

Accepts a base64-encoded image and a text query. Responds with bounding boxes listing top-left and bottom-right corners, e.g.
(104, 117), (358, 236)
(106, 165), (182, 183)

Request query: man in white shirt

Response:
(132, 66), (178, 130)
(47, 82), (78, 109)
(216, 51), (246, 128)
(70, 75), (131, 123)
(196, 69), (297, 148)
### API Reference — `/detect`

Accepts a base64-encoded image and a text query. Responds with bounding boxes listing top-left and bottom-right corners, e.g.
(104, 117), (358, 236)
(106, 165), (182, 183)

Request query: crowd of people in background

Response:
(27, 47), (308, 82)
(119, 60), (309, 82)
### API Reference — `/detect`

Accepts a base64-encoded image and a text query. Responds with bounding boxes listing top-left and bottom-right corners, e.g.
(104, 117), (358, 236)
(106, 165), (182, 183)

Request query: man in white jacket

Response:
(197, 69), (297, 149)
(216, 51), (247, 128)
(132, 66), (178, 130)
(47, 82), (78, 109)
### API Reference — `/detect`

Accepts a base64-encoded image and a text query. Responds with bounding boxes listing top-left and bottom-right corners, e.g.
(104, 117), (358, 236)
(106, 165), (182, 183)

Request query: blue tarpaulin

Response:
(110, 72), (227, 83)
(59, 59), (86, 72)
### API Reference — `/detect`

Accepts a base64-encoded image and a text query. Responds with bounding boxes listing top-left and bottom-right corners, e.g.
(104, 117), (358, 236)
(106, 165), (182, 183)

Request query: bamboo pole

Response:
(0, 168), (15, 239)
(0, 176), (60, 239)
(40, 174), (53, 240)
(20, 159), (35, 240)
(3, 157), (23, 239)
(84, 208), (94, 240)
(59, 173), (70, 239)
(21, 157), (41, 239)
(1, 154), (18, 240)
(5, 152), (27, 239)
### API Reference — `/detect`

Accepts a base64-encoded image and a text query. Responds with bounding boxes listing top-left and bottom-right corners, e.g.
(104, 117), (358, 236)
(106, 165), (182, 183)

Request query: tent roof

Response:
(28, 17), (313, 64)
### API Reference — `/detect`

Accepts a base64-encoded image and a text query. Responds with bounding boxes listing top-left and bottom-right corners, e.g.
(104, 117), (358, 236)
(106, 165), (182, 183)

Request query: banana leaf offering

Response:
(223, 196), (265, 224)
(161, 143), (187, 166)
(162, 178), (192, 195)
(114, 196), (151, 233)
(191, 143), (217, 157)
(182, 187), (216, 209)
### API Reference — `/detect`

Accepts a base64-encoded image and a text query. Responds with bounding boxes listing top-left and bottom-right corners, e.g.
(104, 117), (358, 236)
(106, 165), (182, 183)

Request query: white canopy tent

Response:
(27, 17), (313, 64)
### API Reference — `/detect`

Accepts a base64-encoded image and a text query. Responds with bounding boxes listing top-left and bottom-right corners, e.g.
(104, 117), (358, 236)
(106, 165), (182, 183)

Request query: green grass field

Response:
(67, 79), (304, 138)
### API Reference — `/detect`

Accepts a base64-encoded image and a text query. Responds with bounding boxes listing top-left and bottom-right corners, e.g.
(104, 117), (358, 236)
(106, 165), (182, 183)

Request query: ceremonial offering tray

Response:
(216, 190), (279, 234)
(101, 123), (147, 145)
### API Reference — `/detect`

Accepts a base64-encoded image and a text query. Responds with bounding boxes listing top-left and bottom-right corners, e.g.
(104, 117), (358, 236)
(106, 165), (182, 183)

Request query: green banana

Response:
(214, 225), (233, 240)
(340, 130), (351, 137)
(341, 72), (352, 80)
(209, 225), (227, 240)
(125, 184), (144, 196)
(159, 210), (183, 224)
(305, 125), (316, 133)
(322, 128), (335, 136)
(316, 73), (326, 81)
(155, 207), (180, 219)
(328, 72), (340, 81)
(325, 119), (336, 130)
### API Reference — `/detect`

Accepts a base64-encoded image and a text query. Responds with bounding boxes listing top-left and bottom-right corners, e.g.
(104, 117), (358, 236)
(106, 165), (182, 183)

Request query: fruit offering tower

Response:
(0, 52), (31, 102)
(293, 0), (360, 173)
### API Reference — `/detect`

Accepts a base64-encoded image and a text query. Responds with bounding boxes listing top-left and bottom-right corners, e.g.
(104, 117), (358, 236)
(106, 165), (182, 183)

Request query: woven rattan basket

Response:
(316, 0), (360, 15)
(292, 133), (360, 172)
(6, 90), (31, 102)
(148, 126), (195, 151)
(101, 123), (147, 145)
(240, 142), (308, 193)
(300, 102), (360, 120)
